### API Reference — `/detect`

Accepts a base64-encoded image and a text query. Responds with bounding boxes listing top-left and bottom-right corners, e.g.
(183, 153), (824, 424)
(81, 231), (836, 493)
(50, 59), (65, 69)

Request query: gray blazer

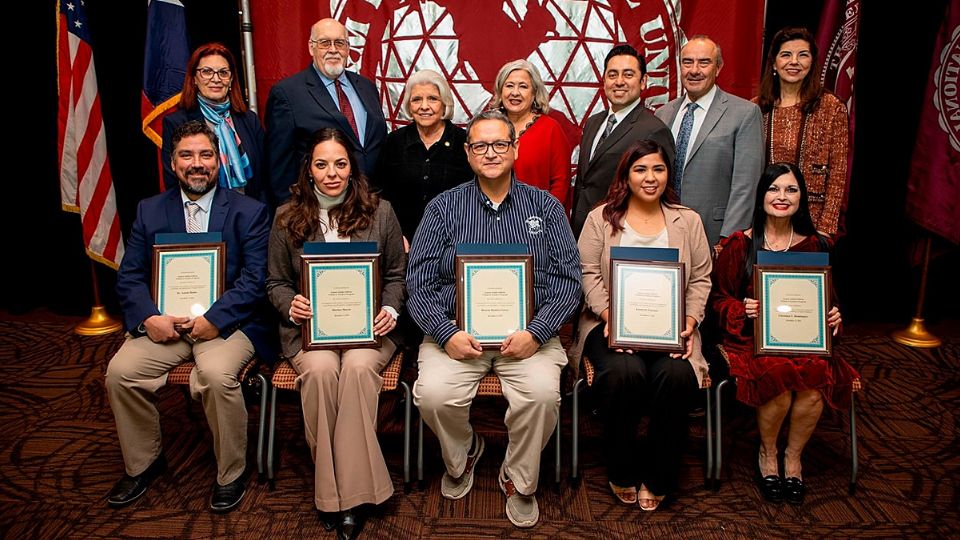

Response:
(571, 103), (675, 238)
(655, 87), (764, 246)
(266, 199), (407, 359)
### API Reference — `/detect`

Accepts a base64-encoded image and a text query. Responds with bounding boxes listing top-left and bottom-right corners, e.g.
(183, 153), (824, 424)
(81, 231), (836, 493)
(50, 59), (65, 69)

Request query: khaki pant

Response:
(105, 331), (254, 485)
(291, 340), (396, 512)
(413, 337), (566, 495)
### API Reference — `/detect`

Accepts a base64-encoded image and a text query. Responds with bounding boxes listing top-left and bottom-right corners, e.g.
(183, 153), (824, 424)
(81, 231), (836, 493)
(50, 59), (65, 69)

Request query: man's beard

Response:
(323, 59), (345, 78)
(179, 167), (217, 196)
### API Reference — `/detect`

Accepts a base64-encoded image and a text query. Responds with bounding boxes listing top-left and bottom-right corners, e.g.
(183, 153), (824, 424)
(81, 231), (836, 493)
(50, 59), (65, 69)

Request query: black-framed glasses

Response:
(310, 38), (349, 50)
(196, 67), (232, 81)
(466, 140), (514, 155)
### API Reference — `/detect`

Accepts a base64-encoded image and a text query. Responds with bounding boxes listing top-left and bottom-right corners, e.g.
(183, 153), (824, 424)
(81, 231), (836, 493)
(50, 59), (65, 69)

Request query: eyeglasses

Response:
(196, 67), (232, 81)
(466, 140), (514, 155)
(310, 38), (349, 50)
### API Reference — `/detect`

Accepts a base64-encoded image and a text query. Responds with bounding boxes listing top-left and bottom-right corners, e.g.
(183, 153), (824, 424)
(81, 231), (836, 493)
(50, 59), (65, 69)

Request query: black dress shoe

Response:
(210, 473), (247, 513)
(756, 473), (784, 503)
(106, 455), (167, 508)
(338, 509), (365, 540)
(783, 476), (806, 505)
(755, 457), (783, 504)
(318, 511), (338, 531)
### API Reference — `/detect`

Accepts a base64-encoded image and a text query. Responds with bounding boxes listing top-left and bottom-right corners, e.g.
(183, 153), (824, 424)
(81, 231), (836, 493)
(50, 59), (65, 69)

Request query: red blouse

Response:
(514, 114), (572, 211)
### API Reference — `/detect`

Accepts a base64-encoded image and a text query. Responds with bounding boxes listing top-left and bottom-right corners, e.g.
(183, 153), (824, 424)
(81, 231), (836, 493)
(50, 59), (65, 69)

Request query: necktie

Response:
(673, 102), (698, 197)
(596, 113), (618, 151)
(186, 202), (203, 233)
(334, 79), (360, 140)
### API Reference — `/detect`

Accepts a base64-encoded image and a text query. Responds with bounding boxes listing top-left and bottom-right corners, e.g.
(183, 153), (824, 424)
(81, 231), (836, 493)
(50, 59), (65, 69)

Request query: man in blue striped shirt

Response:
(408, 110), (581, 528)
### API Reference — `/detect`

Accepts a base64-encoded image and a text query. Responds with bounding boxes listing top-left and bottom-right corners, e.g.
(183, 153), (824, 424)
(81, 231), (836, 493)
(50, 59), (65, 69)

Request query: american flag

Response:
(57, 0), (124, 268)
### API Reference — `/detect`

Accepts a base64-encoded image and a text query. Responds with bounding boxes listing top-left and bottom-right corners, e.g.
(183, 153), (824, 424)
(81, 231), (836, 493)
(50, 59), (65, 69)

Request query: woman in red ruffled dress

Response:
(710, 162), (860, 505)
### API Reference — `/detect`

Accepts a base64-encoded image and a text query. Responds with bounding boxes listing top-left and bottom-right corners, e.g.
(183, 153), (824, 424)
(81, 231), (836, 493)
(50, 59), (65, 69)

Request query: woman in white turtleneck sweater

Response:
(266, 128), (407, 532)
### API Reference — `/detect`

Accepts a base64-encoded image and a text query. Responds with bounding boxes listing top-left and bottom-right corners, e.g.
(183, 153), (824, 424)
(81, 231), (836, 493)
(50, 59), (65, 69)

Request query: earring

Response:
(773, 69), (778, 77)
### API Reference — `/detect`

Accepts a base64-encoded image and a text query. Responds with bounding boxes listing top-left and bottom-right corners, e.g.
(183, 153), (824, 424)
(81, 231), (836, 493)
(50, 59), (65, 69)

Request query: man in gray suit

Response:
(571, 44), (675, 238)
(655, 36), (763, 249)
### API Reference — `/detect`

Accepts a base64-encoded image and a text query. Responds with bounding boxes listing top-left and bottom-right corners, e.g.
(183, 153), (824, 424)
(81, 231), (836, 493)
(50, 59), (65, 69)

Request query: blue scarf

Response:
(198, 96), (252, 189)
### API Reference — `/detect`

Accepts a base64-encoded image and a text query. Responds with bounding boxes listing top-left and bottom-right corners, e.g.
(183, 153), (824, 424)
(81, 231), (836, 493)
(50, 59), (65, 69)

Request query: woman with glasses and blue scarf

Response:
(161, 43), (266, 204)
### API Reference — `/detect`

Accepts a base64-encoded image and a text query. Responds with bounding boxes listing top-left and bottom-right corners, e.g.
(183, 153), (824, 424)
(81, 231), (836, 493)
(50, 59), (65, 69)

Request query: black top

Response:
(373, 120), (473, 239)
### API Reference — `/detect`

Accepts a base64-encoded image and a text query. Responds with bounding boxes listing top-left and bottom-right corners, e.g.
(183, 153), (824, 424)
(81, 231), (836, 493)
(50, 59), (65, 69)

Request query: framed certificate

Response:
(301, 254), (381, 350)
(456, 254), (534, 349)
(152, 242), (225, 318)
(608, 257), (685, 352)
(754, 265), (831, 356)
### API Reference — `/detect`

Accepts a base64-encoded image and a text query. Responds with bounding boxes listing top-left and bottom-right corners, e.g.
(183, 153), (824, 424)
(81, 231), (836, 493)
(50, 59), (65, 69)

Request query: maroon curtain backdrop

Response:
(251, 0), (764, 148)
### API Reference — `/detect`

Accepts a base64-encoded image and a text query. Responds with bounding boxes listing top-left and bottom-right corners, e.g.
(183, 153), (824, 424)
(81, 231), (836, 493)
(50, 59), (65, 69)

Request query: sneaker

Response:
(440, 433), (484, 500)
(498, 468), (539, 528)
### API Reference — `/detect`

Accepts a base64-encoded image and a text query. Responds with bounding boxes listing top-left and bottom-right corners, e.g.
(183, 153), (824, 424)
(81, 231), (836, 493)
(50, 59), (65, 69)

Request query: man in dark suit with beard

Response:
(265, 18), (387, 205)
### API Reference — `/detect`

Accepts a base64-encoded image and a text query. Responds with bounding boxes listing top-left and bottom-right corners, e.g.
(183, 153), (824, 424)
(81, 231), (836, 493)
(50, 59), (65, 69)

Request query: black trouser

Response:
(584, 324), (698, 494)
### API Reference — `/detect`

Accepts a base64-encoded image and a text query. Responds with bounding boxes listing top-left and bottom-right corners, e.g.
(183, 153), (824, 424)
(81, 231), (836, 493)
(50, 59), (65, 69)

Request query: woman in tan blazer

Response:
(266, 128), (406, 537)
(572, 139), (712, 510)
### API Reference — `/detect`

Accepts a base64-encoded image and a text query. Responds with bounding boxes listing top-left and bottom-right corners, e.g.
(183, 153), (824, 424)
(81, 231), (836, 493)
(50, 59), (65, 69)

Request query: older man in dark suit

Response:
(105, 121), (272, 513)
(265, 18), (387, 205)
(571, 44), (675, 238)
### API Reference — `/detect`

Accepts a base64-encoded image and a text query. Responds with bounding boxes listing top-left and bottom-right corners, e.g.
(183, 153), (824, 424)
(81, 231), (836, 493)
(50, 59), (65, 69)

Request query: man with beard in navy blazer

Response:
(265, 18), (388, 206)
(105, 120), (273, 513)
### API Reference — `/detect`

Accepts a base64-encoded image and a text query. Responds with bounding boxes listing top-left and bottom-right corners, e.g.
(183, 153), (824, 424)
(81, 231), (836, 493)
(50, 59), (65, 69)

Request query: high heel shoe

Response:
(783, 477), (806, 505)
(755, 455), (783, 503)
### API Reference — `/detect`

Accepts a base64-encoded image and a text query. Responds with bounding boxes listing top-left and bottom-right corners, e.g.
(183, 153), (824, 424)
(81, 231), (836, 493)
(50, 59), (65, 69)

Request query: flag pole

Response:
(75, 260), (122, 336)
(238, 0), (258, 114)
(892, 235), (941, 348)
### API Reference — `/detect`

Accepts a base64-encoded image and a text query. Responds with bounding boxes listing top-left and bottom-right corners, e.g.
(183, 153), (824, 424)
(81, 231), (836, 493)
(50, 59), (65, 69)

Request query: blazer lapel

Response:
(165, 190), (187, 233)
(663, 204), (688, 272)
(660, 99), (681, 129)
(305, 69), (359, 146)
(687, 90), (727, 161)
(578, 112), (604, 170)
(349, 71), (379, 148)
(208, 188), (229, 233)
(591, 106), (636, 163)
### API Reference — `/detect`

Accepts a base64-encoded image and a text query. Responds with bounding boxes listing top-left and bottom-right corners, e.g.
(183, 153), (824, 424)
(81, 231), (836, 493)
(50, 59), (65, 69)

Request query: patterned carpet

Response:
(0, 316), (957, 538)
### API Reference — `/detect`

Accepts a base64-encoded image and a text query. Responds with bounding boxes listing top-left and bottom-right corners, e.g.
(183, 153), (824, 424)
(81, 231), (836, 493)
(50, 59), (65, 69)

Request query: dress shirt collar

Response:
(180, 185), (217, 213)
(609, 95), (644, 124)
(680, 84), (718, 113)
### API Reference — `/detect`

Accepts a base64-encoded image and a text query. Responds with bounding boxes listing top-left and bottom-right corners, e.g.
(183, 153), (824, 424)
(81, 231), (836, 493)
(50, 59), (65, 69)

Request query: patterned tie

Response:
(334, 79), (360, 140)
(673, 102), (699, 197)
(596, 113), (618, 152)
(186, 202), (203, 233)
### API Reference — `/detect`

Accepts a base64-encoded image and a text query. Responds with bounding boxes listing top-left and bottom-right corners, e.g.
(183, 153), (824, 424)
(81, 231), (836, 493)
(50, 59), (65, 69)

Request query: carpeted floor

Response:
(0, 316), (957, 538)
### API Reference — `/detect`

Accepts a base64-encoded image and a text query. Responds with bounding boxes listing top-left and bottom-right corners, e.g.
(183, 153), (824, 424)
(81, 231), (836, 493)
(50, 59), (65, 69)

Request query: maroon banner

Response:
(816, 0), (860, 234)
(905, 0), (960, 245)
(251, 0), (764, 146)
